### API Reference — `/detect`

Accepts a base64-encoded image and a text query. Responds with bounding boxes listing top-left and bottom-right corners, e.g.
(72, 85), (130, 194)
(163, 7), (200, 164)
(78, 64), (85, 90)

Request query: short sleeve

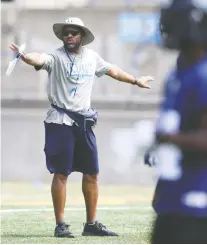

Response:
(94, 52), (111, 77)
(34, 53), (55, 73)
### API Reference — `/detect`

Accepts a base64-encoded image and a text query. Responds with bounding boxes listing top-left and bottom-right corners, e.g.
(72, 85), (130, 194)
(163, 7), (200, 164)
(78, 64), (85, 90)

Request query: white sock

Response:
(87, 222), (95, 225)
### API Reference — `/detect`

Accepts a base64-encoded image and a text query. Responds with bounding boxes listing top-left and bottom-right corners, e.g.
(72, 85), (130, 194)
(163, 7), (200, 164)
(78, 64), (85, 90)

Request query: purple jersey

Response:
(153, 55), (207, 217)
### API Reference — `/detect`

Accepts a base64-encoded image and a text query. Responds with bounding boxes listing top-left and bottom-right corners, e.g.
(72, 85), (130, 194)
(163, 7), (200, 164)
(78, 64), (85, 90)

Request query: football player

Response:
(148, 0), (207, 243)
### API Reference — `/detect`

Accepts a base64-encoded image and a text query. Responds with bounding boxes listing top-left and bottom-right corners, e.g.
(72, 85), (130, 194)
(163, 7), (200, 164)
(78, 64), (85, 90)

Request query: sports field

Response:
(1, 182), (154, 244)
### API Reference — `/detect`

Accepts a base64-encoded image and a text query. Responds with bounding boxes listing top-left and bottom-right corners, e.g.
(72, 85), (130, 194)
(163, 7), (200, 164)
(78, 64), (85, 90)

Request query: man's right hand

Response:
(9, 43), (46, 67)
(9, 43), (26, 60)
(9, 43), (19, 53)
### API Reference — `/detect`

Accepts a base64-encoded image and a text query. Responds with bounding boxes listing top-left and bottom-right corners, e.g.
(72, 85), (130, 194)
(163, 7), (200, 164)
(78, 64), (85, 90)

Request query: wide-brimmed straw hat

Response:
(53, 17), (95, 45)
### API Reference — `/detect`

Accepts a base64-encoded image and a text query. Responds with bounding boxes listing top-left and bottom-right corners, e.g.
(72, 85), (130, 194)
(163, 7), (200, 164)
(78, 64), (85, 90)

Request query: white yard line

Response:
(1, 206), (152, 213)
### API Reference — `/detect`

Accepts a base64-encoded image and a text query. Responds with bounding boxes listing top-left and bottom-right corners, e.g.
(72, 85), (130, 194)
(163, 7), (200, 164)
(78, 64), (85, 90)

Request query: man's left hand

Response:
(136, 76), (154, 89)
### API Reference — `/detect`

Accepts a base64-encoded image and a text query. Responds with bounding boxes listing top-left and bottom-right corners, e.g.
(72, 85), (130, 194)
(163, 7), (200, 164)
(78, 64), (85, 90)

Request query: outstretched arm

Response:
(9, 43), (47, 67)
(106, 65), (154, 89)
(156, 109), (207, 152)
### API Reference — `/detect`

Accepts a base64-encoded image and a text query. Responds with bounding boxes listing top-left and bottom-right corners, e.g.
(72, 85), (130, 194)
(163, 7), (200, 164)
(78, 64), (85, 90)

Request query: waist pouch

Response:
(51, 104), (98, 130)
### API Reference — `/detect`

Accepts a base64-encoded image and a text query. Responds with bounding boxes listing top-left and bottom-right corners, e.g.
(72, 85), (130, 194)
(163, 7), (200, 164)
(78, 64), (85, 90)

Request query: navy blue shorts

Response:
(44, 122), (99, 176)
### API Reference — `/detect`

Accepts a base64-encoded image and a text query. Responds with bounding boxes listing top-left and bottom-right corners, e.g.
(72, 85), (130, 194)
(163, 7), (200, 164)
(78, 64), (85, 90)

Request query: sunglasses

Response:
(62, 30), (80, 37)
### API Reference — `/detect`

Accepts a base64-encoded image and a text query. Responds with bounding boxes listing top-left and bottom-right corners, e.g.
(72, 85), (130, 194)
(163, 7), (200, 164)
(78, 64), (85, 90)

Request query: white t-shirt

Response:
(37, 46), (111, 125)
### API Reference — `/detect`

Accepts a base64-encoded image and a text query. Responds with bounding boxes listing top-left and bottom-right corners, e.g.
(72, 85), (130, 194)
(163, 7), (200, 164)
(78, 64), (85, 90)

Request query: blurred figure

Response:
(8, 17), (153, 238)
(148, 0), (207, 243)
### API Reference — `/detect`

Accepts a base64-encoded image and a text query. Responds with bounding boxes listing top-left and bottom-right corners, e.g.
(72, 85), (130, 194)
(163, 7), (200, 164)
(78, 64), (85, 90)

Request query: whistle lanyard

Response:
(65, 48), (84, 81)
(65, 49), (77, 77)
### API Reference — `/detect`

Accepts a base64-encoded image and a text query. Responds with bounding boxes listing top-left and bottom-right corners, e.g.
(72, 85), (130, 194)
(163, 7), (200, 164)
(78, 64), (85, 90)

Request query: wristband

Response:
(132, 77), (140, 86)
(16, 52), (22, 59)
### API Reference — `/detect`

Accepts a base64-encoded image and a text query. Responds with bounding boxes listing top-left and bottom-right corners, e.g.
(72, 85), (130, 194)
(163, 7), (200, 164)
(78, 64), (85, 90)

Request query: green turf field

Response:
(1, 182), (155, 244)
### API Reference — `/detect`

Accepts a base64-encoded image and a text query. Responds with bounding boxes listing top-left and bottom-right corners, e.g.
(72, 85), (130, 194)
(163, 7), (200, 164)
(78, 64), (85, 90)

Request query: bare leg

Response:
(51, 173), (68, 224)
(82, 174), (98, 223)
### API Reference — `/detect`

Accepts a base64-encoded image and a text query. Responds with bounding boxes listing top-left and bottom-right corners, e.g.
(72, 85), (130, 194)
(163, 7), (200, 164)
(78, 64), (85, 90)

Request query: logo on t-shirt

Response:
(66, 62), (94, 80)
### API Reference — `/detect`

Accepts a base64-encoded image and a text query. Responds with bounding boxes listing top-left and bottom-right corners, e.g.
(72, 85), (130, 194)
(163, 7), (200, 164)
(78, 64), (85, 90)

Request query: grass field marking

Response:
(1, 206), (152, 213)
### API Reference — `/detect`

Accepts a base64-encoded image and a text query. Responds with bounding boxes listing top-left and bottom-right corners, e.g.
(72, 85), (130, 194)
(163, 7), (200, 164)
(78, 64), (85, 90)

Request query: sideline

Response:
(1, 206), (152, 213)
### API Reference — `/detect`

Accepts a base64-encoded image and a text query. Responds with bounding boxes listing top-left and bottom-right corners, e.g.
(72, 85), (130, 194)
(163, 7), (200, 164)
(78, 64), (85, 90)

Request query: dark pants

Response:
(151, 214), (207, 244)
(44, 122), (99, 176)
